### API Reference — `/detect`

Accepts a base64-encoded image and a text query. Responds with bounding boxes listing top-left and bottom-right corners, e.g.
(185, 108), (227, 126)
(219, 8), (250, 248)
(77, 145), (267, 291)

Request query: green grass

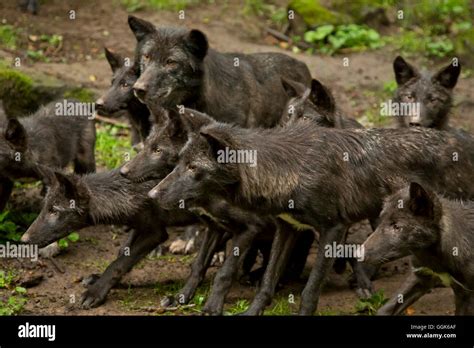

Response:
(0, 25), (18, 50)
(0, 270), (27, 316)
(120, 0), (204, 12)
(95, 125), (133, 169)
(64, 87), (95, 103)
(0, 210), (38, 243)
(354, 289), (389, 315)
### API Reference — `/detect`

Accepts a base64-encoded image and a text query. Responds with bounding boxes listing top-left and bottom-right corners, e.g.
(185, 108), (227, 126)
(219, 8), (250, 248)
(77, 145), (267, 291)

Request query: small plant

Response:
(58, 232), (80, 250)
(1, 210), (38, 243)
(225, 299), (250, 315)
(0, 270), (27, 316)
(264, 296), (295, 315)
(355, 289), (388, 315)
(304, 24), (384, 55)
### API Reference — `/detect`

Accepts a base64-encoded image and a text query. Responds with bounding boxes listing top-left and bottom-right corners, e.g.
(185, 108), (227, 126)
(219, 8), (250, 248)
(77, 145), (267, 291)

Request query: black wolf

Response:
(363, 182), (474, 315)
(127, 15), (311, 128)
(20, 167), (197, 308)
(151, 109), (474, 315)
(280, 78), (363, 129)
(96, 48), (151, 146)
(393, 56), (461, 129)
(0, 100), (96, 211)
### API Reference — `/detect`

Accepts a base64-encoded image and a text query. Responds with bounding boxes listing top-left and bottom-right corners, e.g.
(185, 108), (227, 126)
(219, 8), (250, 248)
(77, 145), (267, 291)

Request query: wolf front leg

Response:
(81, 225), (166, 309)
(171, 228), (228, 307)
(377, 272), (437, 315)
(202, 226), (260, 315)
(299, 223), (347, 315)
(241, 221), (298, 316)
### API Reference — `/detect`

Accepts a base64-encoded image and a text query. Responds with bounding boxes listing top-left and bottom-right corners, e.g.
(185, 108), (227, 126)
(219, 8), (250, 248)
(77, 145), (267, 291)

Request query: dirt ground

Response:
(0, 0), (471, 316)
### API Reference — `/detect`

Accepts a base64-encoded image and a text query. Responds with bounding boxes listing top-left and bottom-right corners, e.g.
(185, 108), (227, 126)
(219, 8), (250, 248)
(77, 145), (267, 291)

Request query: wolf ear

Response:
(393, 56), (418, 85)
(104, 47), (123, 72)
(180, 108), (214, 133)
(186, 29), (208, 60)
(281, 77), (307, 99)
(166, 112), (186, 139)
(408, 182), (435, 219)
(309, 79), (336, 114)
(128, 15), (155, 41)
(199, 129), (229, 161)
(433, 60), (461, 89)
(5, 119), (27, 151)
(54, 172), (79, 200)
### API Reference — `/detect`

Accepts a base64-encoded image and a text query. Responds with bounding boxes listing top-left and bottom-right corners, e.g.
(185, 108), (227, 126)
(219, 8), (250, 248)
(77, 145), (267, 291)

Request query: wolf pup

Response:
(0, 100), (96, 211)
(392, 56), (461, 129)
(363, 182), (474, 315)
(96, 48), (152, 146)
(128, 15), (311, 128)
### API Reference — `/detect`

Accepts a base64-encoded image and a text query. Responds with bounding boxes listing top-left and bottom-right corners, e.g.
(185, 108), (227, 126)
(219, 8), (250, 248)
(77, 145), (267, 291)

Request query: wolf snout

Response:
(133, 82), (147, 100)
(119, 165), (130, 176)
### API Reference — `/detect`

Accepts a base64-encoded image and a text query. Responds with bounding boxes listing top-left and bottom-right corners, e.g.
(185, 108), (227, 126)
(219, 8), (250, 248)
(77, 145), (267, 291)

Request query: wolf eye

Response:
(154, 147), (162, 154)
(143, 54), (150, 60)
(391, 222), (401, 231)
(121, 82), (129, 88)
(187, 164), (196, 172)
(166, 58), (177, 66)
(404, 94), (414, 102)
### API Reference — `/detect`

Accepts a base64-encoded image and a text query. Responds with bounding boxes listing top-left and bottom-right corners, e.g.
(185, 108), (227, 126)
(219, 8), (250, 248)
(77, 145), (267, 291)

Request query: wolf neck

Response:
(83, 169), (153, 225)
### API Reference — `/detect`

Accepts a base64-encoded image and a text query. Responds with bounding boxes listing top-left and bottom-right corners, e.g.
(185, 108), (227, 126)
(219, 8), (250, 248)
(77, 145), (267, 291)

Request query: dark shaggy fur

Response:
(152, 110), (474, 315)
(393, 56), (461, 129)
(96, 48), (151, 146)
(363, 182), (474, 315)
(0, 100), (96, 211)
(21, 167), (196, 309)
(128, 15), (311, 128)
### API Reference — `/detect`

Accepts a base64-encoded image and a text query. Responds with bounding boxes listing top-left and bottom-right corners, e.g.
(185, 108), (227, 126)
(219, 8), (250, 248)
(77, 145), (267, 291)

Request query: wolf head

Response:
(96, 48), (141, 116)
(148, 109), (238, 209)
(393, 56), (461, 129)
(21, 170), (91, 248)
(280, 78), (337, 127)
(0, 119), (37, 178)
(128, 16), (208, 108)
(120, 110), (187, 182)
(363, 182), (442, 265)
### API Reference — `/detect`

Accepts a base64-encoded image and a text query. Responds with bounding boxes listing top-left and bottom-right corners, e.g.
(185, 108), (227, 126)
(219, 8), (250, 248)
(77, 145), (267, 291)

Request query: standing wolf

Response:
(0, 100), (96, 211)
(363, 182), (474, 315)
(96, 48), (151, 146)
(393, 56), (461, 129)
(151, 109), (474, 315)
(127, 15), (311, 128)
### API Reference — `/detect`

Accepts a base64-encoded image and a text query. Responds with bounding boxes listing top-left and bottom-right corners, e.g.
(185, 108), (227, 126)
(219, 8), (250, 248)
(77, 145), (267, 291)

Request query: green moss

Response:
(0, 67), (38, 117)
(0, 25), (18, 50)
(63, 87), (95, 103)
(289, 0), (351, 26)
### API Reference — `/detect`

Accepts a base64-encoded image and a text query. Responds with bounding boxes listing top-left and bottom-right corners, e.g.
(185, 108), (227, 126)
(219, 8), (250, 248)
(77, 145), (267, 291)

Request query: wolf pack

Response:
(1, 15), (473, 315)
